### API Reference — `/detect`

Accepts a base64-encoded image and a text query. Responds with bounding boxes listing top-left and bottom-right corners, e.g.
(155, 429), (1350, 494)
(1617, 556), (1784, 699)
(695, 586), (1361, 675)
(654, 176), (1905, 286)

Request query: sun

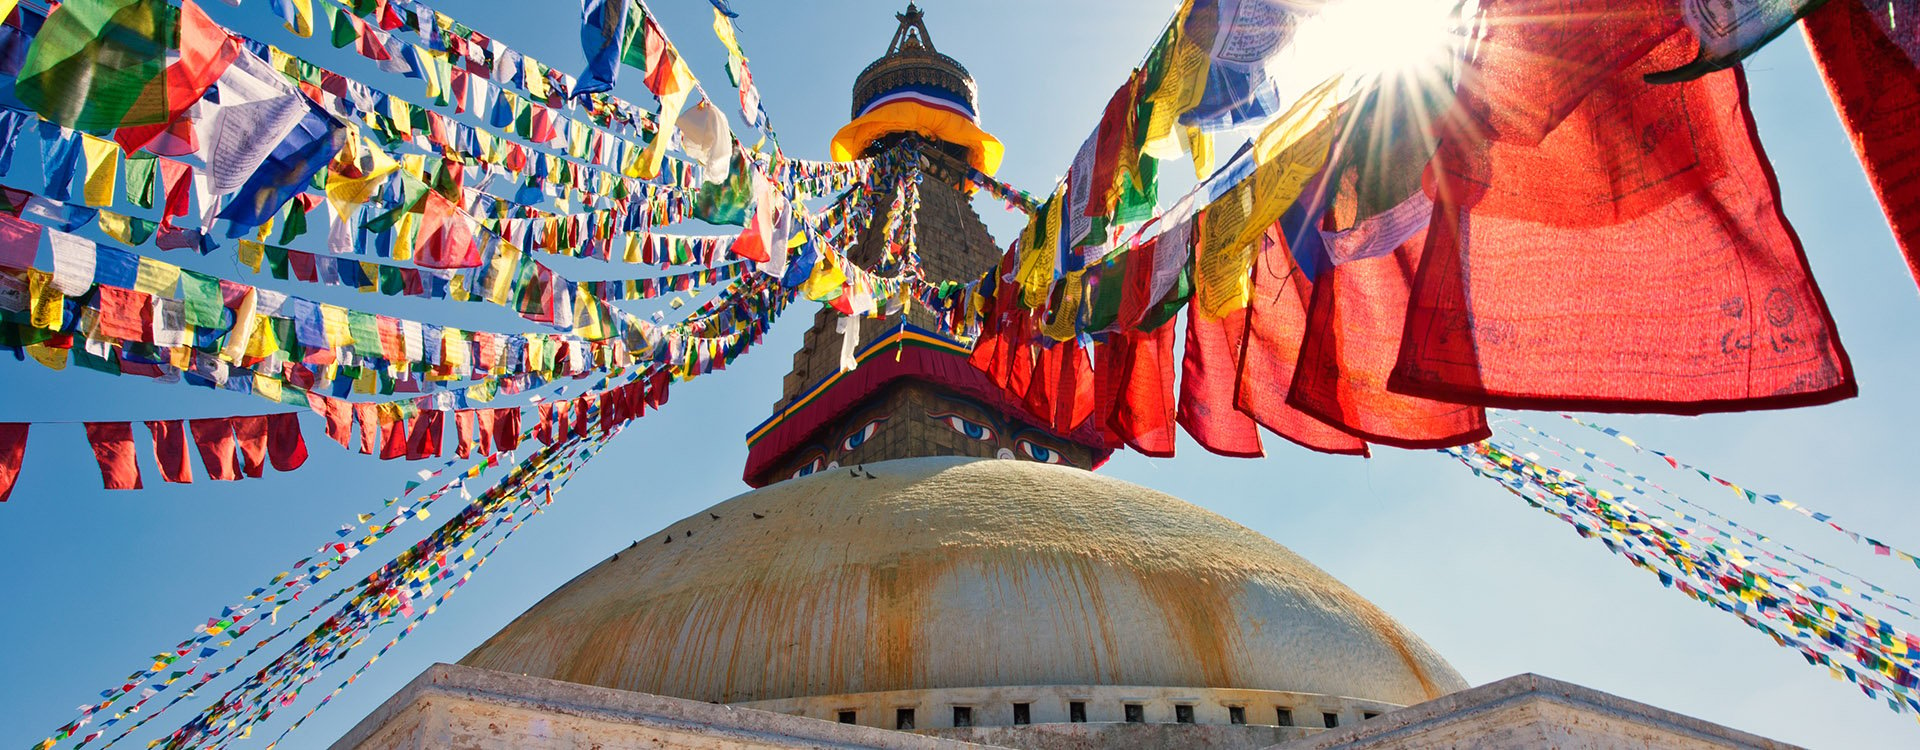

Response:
(1307, 0), (1472, 89)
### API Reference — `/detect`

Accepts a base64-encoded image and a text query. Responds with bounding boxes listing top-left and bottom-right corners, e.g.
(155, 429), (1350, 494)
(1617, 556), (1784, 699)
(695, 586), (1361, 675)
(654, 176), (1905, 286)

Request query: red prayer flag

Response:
(158, 158), (193, 225)
(414, 192), (480, 269)
(1468, 0), (1682, 145)
(0, 423), (28, 501)
(95, 286), (154, 342)
(406, 410), (443, 460)
(378, 410), (408, 460)
(114, 0), (239, 153)
(352, 402), (379, 455)
(84, 422), (142, 490)
(1177, 308), (1265, 458)
(266, 413), (307, 471)
(572, 396), (589, 438)
(188, 417), (239, 480)
(454, 409), (475, 459)
(491, 407), (520, 451)
(1104, 322), (1178, 457)
(1236, 227), (1368, 456)
(309, 394), (351, 449)
(535, 403), (555, 446)
(1290, 227), (1489, 448)
(231, 415), (268, 478)
(145, 420), (193, 484)
(1804, 0), (1920, 295)
(1396, 35), (1855, 414)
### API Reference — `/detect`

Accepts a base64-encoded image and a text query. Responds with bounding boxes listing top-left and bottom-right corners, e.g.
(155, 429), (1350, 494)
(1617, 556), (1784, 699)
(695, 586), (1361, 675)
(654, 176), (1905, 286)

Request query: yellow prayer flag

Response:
(321, 304), (352, 346)
(281, 0), (313, 37)
(79, 134), (119, 208)
(133, 257), (180, 296)
(25, 342), (66, 370)
(237, 240), (265, 272)
(252, 372), (283, 402)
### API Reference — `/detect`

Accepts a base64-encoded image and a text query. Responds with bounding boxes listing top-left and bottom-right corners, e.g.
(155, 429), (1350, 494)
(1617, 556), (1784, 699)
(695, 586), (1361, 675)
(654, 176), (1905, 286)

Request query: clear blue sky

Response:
(2, 1), (1917, 748)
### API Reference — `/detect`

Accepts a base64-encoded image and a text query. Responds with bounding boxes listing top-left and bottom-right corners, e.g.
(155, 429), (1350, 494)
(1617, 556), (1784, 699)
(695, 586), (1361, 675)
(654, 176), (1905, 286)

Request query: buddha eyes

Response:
(791, 456), (826, 479)
(931, 413), (995, 442)
(1018, 439), (1067, 464)
(841, 419), (886, 451)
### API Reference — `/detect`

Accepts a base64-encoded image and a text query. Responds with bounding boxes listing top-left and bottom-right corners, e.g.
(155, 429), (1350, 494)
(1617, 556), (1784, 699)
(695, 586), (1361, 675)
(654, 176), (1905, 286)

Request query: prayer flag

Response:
(1177, 306), (1264, 458)
(0, 423), (26, 501)
(1234, 223), (1367, 455)
(16, 0), (174, 132)
(574, 0), (627, 97)
(78, 134), (117, 207)
(111, 0), (238, 153)
(217, 101), (345, 236)
(188, 417), (238, 480)
(195, 50), (308, 195)
(267, 412), (307, 471)
(406, 409), (442, 459)
(490, 407), (520, 451)
(1803, 0), (1920, 296)
(231, 414), (268, 478)
(145, 419), (193, 483)
(352, 402), (379, 455)
(0, 213), (41, 269)
(1396, 34), (1855, 414)
(1099, 322), (1177, 457)
(83, 421), (142, 490)
(1289, 224), (1489, 447)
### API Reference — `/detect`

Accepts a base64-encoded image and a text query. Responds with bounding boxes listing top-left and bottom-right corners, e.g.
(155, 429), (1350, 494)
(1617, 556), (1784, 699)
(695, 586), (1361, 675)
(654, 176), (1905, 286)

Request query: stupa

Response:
(329, 7), (1805, 750)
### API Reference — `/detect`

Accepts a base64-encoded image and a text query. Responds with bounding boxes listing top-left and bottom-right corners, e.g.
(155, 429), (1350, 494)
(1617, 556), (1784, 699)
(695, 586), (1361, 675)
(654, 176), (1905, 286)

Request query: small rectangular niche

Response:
(1123, 703), (1145, 723)
(1362, 711), (1381, 721)
(1069, 701), (1087, 723)
(837, 710), (856, 724)
(1323, 712), (1340, 728)
(1174, 704), (1195, 724)
(1228, 706), (1246, 725)
(1012, 702), (1031, 725)
(1276, 706), (1294, 726)
(953, 706), (972, 728)
(896, 707), (916, 730)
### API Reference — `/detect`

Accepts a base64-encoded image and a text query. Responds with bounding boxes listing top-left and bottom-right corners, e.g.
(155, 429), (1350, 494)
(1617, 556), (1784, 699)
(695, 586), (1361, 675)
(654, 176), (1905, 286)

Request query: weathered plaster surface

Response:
(461, 457), (1463, 707)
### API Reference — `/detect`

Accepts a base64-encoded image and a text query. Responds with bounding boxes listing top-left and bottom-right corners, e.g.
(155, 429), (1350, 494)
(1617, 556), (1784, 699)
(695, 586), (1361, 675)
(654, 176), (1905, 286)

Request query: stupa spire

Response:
(741, 6), (1110, 487)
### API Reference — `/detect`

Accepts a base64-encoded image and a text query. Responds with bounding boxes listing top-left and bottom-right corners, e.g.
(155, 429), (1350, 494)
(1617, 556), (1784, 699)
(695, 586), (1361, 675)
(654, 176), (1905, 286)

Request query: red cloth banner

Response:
(1396, 35), (1855, 414)
(84, 422), (142, 490)
(1804, 0), (1920, 294)
(145, 420), (194, 484)
(188, 417), (239, 481)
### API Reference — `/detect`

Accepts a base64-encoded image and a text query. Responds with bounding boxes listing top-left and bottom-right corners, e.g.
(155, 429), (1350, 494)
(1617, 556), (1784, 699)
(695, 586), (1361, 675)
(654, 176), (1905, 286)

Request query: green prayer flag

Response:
(124, 152), (157, 208)
(263, 243), (291, 280)
(378, 265), (405, 296)
(330, 7), (358, 49)
(1083, 252), (1126, 332)
(17, 0), (177, 132)
(347, 310), (379, 349)
(180, 269), (225, 328)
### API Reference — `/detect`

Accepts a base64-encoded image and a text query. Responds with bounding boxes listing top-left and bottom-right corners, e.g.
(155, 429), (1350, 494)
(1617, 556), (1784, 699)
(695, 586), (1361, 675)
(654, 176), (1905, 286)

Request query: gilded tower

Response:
(740, 5), (1111, 487)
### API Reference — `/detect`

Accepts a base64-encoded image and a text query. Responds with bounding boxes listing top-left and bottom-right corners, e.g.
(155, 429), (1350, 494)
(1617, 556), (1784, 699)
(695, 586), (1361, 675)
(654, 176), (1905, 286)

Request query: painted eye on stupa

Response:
(931, 413), (995, 442)
(840, 419), (887, 452)
(791, 456), (826, 479)
(1017, 439), (1068, 465)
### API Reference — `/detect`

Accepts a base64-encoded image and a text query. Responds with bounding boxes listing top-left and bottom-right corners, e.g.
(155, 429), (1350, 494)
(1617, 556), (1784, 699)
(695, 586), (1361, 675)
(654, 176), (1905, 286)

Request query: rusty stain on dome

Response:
(460, 457), (1465, 707)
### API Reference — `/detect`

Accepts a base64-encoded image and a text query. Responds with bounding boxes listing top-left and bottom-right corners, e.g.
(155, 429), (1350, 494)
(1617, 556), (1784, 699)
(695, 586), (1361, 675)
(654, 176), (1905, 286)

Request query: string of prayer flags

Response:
(1561, 414), (1920, 571)
(1451, 422), (1920, 717)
